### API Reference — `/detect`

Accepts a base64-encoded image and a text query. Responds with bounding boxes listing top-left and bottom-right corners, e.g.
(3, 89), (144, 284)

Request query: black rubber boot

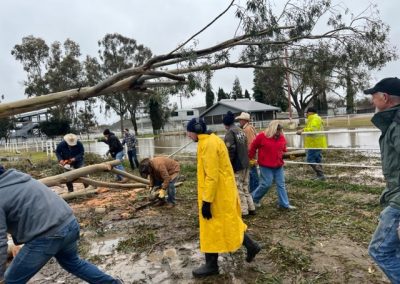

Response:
(192, 253), (219, 278)
(315, 165), (325, 180)
(243, 233), (261, 262)
(310, 165), (325, 180)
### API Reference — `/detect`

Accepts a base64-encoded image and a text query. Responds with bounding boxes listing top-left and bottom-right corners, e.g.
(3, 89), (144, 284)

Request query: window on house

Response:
(171, 111), (179, 117)
(186, 111), (194, 116)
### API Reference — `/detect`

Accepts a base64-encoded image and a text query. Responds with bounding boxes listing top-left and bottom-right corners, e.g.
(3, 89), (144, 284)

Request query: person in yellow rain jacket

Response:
(296, 107), (328, 180)
(186, 117), (261, 278)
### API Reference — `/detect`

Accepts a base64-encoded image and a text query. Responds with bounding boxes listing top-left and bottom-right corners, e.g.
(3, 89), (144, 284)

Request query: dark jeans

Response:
(66, 161), (84, 192)
(154, 178), (177, 204)
(127, 148), (139, 170)
(5, 219), (118, 283)
(249, 166), (259, 193)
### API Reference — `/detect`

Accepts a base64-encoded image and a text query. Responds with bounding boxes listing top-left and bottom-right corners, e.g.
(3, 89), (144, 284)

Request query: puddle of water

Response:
(89, 237), (124, 256)
(88, 238), (206, 283)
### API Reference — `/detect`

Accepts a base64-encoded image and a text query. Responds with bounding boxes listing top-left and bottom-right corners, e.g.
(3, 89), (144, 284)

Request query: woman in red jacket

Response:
(249, 120), (296, 209)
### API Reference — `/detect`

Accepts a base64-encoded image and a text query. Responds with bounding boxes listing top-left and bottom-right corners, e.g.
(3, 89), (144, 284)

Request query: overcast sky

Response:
(1, 0), (399, 123)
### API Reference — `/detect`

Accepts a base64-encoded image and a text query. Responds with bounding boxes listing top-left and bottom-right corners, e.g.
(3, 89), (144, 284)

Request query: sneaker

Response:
(311, 176), (326, 181)
(254, 203), (261, 208)
(278, 205), (297, 210)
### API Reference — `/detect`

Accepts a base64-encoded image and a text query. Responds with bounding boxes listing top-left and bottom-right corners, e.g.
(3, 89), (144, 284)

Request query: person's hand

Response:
(249, 159), (257, 167)
(201, 201), (212, 220)
(296, 129), (303, 135)
(69, 157), (75, 163)
(59, 160), (66, 166)
(158, 189), (166, 199)
(0, 278), (5, 284)
(105, 150), (110, 156)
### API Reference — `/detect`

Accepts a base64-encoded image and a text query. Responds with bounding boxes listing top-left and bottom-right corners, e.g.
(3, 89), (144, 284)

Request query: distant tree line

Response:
(3, 0), (396, 140)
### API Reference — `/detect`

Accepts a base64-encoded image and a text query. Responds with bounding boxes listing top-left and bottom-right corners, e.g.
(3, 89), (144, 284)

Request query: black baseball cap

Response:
(306, 107), (317, 113)
(363, 77), (400, 96)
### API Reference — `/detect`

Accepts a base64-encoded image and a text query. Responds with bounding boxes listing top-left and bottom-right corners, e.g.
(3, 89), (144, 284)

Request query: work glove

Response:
(158, 189), (166, 199)
(249, 159), (257, 167)
(201, 201), (212, 220)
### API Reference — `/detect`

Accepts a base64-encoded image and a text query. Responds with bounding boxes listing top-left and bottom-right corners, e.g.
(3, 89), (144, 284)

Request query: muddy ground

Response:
(12, 150), (390, 283)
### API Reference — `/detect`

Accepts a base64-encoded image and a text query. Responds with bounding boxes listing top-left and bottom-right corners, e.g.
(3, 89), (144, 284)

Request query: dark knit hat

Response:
(223, 111), (235, 126)
(186, 117), (207, 134)
(103, 129), (111, 135)
(306, 107), (317, 113)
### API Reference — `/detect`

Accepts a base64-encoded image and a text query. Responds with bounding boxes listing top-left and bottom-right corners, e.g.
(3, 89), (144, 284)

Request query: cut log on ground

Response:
(61, 187), (146, 201)
(77, 177), (147, 189)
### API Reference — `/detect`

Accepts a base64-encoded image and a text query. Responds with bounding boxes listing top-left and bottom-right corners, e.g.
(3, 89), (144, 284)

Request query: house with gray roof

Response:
(200, 99), (281, 125)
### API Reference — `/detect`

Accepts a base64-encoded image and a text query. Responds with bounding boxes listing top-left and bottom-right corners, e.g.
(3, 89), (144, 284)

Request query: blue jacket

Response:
(55, 140), (85, 166)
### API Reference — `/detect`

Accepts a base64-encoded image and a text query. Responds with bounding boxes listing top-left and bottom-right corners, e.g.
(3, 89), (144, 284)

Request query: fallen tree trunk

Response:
(111, 168), (150, 185)
(38, 160), (149, 187)
(77, 177), (146, 189)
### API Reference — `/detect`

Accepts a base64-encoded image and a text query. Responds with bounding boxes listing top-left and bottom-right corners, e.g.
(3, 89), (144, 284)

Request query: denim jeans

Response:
(127, 148), (139, 170)
(5, 218), (118, 283)
(251, 166), (290, 208)
(249, 166), (259, 193)
(368, 206), (400, 283)
(306, 149), (322, 163)
(154, 178), (177, 204)
(66, 161), (84, 192)
(114, 150), (125, 180)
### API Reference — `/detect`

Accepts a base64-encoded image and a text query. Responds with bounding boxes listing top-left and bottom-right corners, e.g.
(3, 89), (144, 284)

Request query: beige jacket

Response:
(242, 122), (257, 150)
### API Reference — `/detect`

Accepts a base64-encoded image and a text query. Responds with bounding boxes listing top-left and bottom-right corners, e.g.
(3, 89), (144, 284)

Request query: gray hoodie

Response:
(0, 169), (74, 278)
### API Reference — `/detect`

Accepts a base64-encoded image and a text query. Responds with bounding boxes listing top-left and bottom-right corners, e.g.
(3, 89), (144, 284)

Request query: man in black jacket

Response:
(223, 111), (256, 217)
(102, 129), (127, 182)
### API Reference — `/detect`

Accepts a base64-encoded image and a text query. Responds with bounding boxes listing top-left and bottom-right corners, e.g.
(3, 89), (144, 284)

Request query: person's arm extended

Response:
(74, 142), (84, 162)
(201, 141), (220, 203)
(249, 133), (261, 160)
(159, 164), (171, 189)
(55, 143), (63, 161)
(391, 124), (400, 154)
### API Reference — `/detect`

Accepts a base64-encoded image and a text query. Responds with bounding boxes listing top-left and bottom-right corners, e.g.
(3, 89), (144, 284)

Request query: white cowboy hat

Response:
(63, 133), (78, 146)
(235, 112), (251, 121)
